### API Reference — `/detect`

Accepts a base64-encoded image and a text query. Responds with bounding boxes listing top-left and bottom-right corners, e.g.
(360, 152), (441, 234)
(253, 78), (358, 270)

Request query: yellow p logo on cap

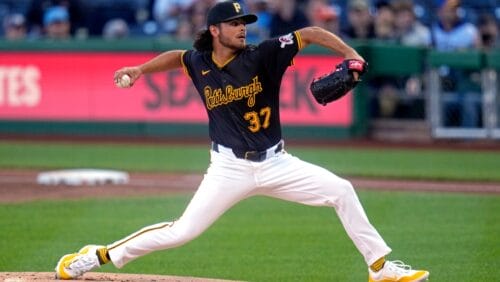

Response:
(233, 3), (241, 13)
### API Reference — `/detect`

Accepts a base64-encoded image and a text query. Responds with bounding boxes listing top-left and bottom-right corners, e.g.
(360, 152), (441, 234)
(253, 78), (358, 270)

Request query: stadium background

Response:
(0, 0), (499, 281)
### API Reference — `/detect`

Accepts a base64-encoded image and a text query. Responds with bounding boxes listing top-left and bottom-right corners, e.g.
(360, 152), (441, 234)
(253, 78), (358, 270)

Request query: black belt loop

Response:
(211, 142), (219, 153)
(275, 140), (283, 153)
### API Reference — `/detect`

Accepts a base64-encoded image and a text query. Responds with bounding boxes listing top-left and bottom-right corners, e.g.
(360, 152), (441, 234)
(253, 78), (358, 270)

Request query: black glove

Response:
(310, 59), (368, 106)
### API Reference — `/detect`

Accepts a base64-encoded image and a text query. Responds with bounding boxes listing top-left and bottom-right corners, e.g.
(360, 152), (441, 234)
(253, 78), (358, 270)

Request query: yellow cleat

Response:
(55, 245), (103, 280)
(368, 260), (429, 282)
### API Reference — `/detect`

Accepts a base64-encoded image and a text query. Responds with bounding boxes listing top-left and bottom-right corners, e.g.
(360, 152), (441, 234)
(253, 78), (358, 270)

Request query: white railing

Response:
(429, 67), (499, 139)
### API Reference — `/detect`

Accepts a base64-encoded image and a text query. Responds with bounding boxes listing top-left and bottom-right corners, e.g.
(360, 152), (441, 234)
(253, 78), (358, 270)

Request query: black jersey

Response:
(182, 31), (302, 152)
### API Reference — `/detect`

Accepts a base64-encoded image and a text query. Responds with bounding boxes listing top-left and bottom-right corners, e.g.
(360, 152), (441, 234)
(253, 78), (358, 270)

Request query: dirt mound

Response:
(1, 170), (499, 204)
(0, 272), (239, 282)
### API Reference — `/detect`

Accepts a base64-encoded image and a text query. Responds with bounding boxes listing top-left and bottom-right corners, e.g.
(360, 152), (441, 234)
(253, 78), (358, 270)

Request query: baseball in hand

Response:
(116, 74), (131, 88)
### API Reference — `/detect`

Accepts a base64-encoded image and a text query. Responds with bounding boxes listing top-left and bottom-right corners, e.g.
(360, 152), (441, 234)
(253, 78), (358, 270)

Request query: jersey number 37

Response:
(244, 106), (271, 133)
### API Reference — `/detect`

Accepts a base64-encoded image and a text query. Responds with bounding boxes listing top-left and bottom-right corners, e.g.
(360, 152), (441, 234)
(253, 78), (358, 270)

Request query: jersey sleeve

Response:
(257, 31), (302, 78)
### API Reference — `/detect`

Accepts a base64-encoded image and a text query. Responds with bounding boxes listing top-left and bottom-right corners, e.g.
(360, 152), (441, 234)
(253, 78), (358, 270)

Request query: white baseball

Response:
(116, 74), (131, 88)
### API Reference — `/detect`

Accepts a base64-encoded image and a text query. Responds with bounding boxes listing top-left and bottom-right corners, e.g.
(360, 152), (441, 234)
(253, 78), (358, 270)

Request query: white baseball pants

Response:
(107, 142), (391, 268)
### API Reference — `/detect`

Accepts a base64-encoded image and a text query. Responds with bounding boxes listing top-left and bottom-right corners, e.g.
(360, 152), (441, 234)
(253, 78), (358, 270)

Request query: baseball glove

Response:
(310, 59), (368, 106)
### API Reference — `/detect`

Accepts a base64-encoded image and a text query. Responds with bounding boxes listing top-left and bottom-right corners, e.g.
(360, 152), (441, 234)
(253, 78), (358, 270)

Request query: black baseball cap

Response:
(206, 1), (258, 27)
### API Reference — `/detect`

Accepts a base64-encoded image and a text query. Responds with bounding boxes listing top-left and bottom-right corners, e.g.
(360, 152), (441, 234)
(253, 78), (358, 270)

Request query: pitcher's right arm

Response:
(114, 50), (185, 87)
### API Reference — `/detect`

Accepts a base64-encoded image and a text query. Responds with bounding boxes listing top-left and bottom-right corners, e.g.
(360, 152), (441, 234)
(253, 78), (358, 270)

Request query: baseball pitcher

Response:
(55, 1), (429, 281)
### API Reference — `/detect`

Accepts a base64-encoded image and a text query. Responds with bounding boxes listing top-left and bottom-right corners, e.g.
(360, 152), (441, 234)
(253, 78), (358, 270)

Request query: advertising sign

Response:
(0, 52), (352, 126)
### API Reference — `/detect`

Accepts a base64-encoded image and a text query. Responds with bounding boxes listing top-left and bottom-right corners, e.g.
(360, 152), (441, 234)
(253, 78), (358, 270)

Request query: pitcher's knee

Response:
(335, 179), (363, 208)
(165, 221), (204, 247)
(317, 176), (356, 206)
(325, 178), (356, 203)
(339, 179), (355, 194)
(323, 175), (354, 194)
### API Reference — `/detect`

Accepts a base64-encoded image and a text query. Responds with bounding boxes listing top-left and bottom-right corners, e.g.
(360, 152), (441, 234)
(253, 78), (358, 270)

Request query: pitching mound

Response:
(0, 272), (239, 282)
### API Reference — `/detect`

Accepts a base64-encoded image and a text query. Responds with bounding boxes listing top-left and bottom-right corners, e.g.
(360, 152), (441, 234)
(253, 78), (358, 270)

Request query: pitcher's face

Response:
(215, 19), (247, 50)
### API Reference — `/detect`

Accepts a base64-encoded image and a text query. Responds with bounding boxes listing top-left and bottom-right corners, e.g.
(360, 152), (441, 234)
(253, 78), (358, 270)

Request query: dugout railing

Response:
(428, 49), (500, 139)
(485, 51), (500, 139)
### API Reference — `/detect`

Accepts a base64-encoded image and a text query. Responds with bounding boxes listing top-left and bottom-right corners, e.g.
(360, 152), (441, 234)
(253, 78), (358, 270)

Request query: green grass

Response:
(1, 141), (499, 181)
(0, 192), (498, 281)
(0, 140), (499, 281)
(0, 141), (209, 172)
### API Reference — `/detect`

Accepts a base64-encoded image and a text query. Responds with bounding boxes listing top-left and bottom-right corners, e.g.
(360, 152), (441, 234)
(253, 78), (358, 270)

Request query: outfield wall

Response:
(0, 39), (497, 140)
(0, 39), (367, 140)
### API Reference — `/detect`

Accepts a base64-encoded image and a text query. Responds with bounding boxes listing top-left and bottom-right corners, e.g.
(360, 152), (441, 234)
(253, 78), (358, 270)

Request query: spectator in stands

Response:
(306, 0), (340, 34)
(152, 0), (194, 36)
(188, 0), (217, 34)
(175, 16), (194, 41)
(43, 5), (71, 40)
(371, 0), (400, 118)
(431, 0), (482, 128)
(373, 0), (396, 41)
(102, 18), (129, 40)
(3, 13), (28, 40)
(268, 0), (309, 37)
(26, 0), (85, 38)
(477, 13), (499, 51)
(431, 0), (480, 51)
(342, 0), (375, 40)
(392, 0), (431, 46)
(391, 0), (431, 119)
(245, 0), (272, 43)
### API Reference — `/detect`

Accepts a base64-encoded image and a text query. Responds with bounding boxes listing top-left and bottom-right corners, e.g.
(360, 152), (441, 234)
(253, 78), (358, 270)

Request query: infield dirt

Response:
(1, 170), (499, 204)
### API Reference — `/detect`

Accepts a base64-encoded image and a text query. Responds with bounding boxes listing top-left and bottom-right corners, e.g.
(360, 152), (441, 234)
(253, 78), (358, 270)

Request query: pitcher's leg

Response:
(108, 153), (255, 268)
(257, 153), (391, 265)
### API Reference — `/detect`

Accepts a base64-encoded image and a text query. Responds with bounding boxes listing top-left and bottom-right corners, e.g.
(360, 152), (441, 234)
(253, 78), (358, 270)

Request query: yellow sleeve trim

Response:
(294, 31), (303, 50)
(290, 31), (302, 66)
(180, 50), (191, 78)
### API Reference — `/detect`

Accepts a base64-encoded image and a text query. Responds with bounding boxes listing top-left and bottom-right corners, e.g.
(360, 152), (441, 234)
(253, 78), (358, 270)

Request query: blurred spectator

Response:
(342, 0), (375, 40)
(26, 0), (85, 38)
(477, 13), (499, 50)
(43, 5), (71, 40)
(306, 0), (340, 34)
(175, 16), (193, 41)
(431, 0), (482, 128)
(379, 0), (431, 120)
(3, 13), (27, 40)
(431, 0), (480, 51)
(152, 0), (194, 35)
(76, 0), (149, 37)
(370, 2), (428, 119)
(245, 0), (272, 43)
(102, 18), (130, 40)
(189, 0), (216, 34)
(268, 0), (309, 37)
(370, 1), (399, 118)
(373, 0), (396, 41)
(392, 0), (431, 46)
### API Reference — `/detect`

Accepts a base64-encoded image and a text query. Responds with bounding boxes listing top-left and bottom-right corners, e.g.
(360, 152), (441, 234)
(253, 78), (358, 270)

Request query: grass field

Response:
(1, 141), (500, 181)
(0, 141), (499, 281)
